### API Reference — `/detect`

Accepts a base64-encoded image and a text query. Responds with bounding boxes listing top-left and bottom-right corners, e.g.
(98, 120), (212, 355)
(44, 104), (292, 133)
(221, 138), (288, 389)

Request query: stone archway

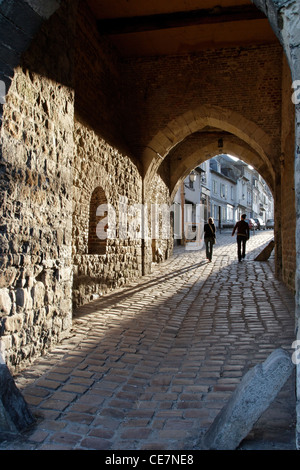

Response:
(142, 106), (279, 273)
(251, 0), (300, 449)
(143, 105), (274, 187)
(0, 0), (299, 446)
(154, 122), (283, 282)
(169, 137), (275, 201)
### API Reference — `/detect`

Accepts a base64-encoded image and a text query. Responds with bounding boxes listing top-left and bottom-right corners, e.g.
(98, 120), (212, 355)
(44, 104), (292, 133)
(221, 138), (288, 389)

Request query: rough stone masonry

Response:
(0, 0), (298, 387)
(203, 348), (295, 450)
(0, 351), (35, 434)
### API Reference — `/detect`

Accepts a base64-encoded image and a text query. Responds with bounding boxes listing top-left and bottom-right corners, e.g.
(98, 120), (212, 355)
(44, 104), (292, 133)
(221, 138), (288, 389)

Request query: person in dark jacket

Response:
(232, 214), (250, 262)
(204, 217), (216, 262)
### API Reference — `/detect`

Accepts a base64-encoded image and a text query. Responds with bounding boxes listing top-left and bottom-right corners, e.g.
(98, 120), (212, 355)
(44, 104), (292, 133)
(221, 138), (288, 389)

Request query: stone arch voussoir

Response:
(169, 139), (275, 202)
(144, 105), (274, 193)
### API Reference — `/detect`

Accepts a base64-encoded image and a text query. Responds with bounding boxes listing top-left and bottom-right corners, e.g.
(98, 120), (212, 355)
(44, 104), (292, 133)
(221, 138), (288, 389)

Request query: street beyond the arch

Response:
(0, 230), (296, 451)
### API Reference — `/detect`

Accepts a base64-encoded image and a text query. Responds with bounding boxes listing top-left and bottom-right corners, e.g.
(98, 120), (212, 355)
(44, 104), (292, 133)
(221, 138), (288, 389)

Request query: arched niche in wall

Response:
(88, 186), (108, 255)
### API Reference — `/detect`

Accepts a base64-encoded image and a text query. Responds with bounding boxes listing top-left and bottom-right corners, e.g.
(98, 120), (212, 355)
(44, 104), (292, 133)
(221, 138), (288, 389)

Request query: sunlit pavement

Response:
(0, 230), (296, 450)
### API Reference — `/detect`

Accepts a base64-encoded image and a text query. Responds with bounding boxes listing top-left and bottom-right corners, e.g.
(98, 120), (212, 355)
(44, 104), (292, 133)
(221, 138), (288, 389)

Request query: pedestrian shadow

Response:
(74, 233), (276, 319)
(209, 232), (275, 263)
(74, 259), (208, 318)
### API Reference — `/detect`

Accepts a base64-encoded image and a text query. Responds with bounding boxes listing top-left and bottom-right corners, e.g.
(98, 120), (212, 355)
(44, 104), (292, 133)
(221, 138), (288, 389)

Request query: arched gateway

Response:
(0, 0), (300, 447)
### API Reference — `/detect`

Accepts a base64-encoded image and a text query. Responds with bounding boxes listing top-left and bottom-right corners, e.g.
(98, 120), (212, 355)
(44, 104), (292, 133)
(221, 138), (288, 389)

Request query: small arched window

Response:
(88, 186), (107, 255)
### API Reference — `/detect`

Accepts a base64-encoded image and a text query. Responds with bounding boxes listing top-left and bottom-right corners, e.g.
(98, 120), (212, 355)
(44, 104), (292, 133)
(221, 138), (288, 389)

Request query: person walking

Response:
(232, 214), (250, 262)
(204, 217), (216, 262)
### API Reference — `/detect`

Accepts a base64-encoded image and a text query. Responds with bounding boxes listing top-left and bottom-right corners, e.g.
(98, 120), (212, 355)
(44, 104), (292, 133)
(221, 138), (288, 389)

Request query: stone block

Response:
(16, 287), (31, 309)
(0, 287), (12, 315)
(0, 41), (21, 72)
(0, 354), (35, 433)
(32, 281), (45, 307)
(0, 15), (32, 52)
(0, 0), (42, 38)
(203, 348), (294, 450)
(0, 267), (17, 288)
(254, 240), (275, 261)
(23, 0), (61, 20)
(3, 313), (23, 333)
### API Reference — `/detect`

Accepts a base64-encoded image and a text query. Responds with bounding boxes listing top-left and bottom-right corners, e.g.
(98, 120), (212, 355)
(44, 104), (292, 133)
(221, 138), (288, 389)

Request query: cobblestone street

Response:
(0, 230), (296, 451)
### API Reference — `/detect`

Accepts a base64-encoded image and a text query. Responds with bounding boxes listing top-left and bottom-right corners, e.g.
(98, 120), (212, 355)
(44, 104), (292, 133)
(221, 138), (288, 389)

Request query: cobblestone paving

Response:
(0, 230), (296, 450)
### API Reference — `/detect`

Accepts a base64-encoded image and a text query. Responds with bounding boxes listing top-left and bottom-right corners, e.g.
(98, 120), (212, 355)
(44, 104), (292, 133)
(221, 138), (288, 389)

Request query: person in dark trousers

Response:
(232, 214), (250, 262)
(204, 217), (216, 262)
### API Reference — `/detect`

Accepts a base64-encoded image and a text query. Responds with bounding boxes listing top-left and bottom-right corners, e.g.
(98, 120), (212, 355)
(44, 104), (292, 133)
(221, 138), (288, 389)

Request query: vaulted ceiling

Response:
(86, 0), (277, 56)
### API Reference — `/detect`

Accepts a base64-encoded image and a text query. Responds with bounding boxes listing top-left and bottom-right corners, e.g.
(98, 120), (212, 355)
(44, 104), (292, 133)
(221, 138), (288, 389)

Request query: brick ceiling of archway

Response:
(87, 0), (277, 56)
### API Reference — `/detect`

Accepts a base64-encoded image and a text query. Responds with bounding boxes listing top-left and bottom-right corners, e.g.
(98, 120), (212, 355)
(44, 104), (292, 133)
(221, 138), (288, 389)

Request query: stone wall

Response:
(0, 1), (76, 372)
(281, 55), (296, 291)
(121, 44), (283, 160)
(0, 0), (62, 121)
(0, 0), (173, 369)
(71, 2), (145, 309)
(144, 159), (174, 272)
(74, 1), (132, 155)
(0, 0), (298, 375)
(72, 122), (143, 309)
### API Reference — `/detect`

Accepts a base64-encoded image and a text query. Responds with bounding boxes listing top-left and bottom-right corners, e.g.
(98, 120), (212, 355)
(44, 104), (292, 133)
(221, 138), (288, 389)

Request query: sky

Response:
(227, 154), (253, 169)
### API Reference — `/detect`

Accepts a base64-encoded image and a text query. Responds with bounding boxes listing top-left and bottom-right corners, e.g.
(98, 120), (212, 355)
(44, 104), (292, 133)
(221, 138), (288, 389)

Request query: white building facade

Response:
(173, 154), (274, 234)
